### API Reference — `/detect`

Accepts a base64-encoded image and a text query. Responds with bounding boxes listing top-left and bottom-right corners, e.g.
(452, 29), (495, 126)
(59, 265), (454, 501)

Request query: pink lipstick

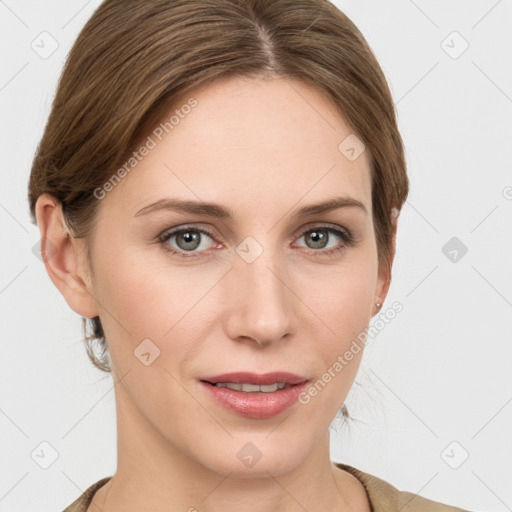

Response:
(200, 372), (309, 419)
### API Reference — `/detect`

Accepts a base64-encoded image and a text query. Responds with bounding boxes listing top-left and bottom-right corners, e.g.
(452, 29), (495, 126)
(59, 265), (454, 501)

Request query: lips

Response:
(199, 372), (310, 419)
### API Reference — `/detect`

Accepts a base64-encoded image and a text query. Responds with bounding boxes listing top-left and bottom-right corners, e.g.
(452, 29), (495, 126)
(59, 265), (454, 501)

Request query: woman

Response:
(28, 0), (471, 510)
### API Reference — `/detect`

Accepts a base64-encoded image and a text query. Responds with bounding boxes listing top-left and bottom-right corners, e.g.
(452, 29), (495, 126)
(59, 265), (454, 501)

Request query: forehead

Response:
(101, 75), (372, 219)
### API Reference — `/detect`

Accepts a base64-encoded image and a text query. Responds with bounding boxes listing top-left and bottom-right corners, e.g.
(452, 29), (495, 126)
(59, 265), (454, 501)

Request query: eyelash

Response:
(157, 224), (355, 260)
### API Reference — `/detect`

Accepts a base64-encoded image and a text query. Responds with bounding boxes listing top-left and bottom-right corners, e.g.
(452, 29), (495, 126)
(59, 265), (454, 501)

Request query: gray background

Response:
(1, 1), (511, 511)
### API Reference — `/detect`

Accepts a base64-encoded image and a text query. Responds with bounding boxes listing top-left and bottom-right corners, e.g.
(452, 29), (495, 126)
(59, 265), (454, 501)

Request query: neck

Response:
(91, 384), (367, 512)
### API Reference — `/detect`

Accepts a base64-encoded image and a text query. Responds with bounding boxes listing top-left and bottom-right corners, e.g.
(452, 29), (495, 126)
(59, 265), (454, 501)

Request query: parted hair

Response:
(28, 0), (409, 376)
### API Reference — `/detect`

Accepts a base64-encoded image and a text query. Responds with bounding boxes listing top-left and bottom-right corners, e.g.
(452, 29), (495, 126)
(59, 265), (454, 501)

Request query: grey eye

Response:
(163, 228), (215, 253)
(303, 229), (330, 249)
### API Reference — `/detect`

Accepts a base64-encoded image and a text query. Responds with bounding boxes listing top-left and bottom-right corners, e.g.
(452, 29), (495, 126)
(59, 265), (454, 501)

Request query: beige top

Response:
(62, 462), (471, 512)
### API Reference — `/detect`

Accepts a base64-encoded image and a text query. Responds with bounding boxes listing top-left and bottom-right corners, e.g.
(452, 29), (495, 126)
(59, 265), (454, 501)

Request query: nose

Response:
(223, 245), (294, 347)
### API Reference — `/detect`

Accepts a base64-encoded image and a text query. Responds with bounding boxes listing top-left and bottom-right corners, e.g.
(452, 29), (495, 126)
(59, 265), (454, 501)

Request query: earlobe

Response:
(34, 194), (99, 319)
(373, 267), (391, 315)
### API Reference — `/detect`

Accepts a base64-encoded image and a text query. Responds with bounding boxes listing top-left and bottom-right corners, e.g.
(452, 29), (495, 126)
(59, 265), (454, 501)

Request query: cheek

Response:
(91, 238), (215, 365)
(299, 247), (378, 338)
(293, 266), (376, 418)
(294, 246), (377, 393)
(325, 268), (375, 338)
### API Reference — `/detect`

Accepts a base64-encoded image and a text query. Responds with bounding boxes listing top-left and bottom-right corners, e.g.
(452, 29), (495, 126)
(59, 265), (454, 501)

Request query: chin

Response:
(195, 435), (310, 478)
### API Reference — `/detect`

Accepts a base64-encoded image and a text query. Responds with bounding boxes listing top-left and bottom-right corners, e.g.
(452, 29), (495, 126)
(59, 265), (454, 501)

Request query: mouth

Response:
(207, 382), (290, 392)
(199, 372), (309, 419)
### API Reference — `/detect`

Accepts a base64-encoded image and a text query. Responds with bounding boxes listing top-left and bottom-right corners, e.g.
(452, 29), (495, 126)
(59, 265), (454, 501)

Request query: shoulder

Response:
(334, 462), (472, 512)
(61, 476), (112, 512)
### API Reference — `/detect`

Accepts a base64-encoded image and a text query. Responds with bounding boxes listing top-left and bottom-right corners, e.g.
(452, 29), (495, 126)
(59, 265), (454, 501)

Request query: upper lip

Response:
(201, 372), (308, 386)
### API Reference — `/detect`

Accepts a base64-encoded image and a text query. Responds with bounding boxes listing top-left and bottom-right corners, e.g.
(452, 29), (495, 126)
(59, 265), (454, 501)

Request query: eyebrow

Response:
(134, 196), (367, 219)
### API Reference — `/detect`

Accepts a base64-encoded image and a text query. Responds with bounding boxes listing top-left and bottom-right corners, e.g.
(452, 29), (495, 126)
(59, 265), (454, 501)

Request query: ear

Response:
(34, 193), (99, 318)
(373, 210), (398, 315)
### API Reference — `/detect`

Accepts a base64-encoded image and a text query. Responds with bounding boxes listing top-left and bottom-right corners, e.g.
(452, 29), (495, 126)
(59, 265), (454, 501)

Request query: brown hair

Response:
(28, 0), (408, 374)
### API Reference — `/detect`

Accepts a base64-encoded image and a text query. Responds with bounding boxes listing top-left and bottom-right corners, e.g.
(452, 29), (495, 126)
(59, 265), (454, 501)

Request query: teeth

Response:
(214, 382), (288, 392)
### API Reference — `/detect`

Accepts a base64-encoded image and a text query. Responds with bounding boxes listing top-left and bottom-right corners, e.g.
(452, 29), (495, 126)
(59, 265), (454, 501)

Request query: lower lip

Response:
(200, 381), (309, 419)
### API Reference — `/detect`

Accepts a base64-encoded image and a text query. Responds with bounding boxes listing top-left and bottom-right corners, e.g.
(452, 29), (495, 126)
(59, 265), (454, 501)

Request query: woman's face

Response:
(78, 75), (390, 476)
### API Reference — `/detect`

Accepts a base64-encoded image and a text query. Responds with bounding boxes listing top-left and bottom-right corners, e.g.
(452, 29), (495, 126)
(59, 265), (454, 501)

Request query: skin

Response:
(36, 75), (396, 511)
